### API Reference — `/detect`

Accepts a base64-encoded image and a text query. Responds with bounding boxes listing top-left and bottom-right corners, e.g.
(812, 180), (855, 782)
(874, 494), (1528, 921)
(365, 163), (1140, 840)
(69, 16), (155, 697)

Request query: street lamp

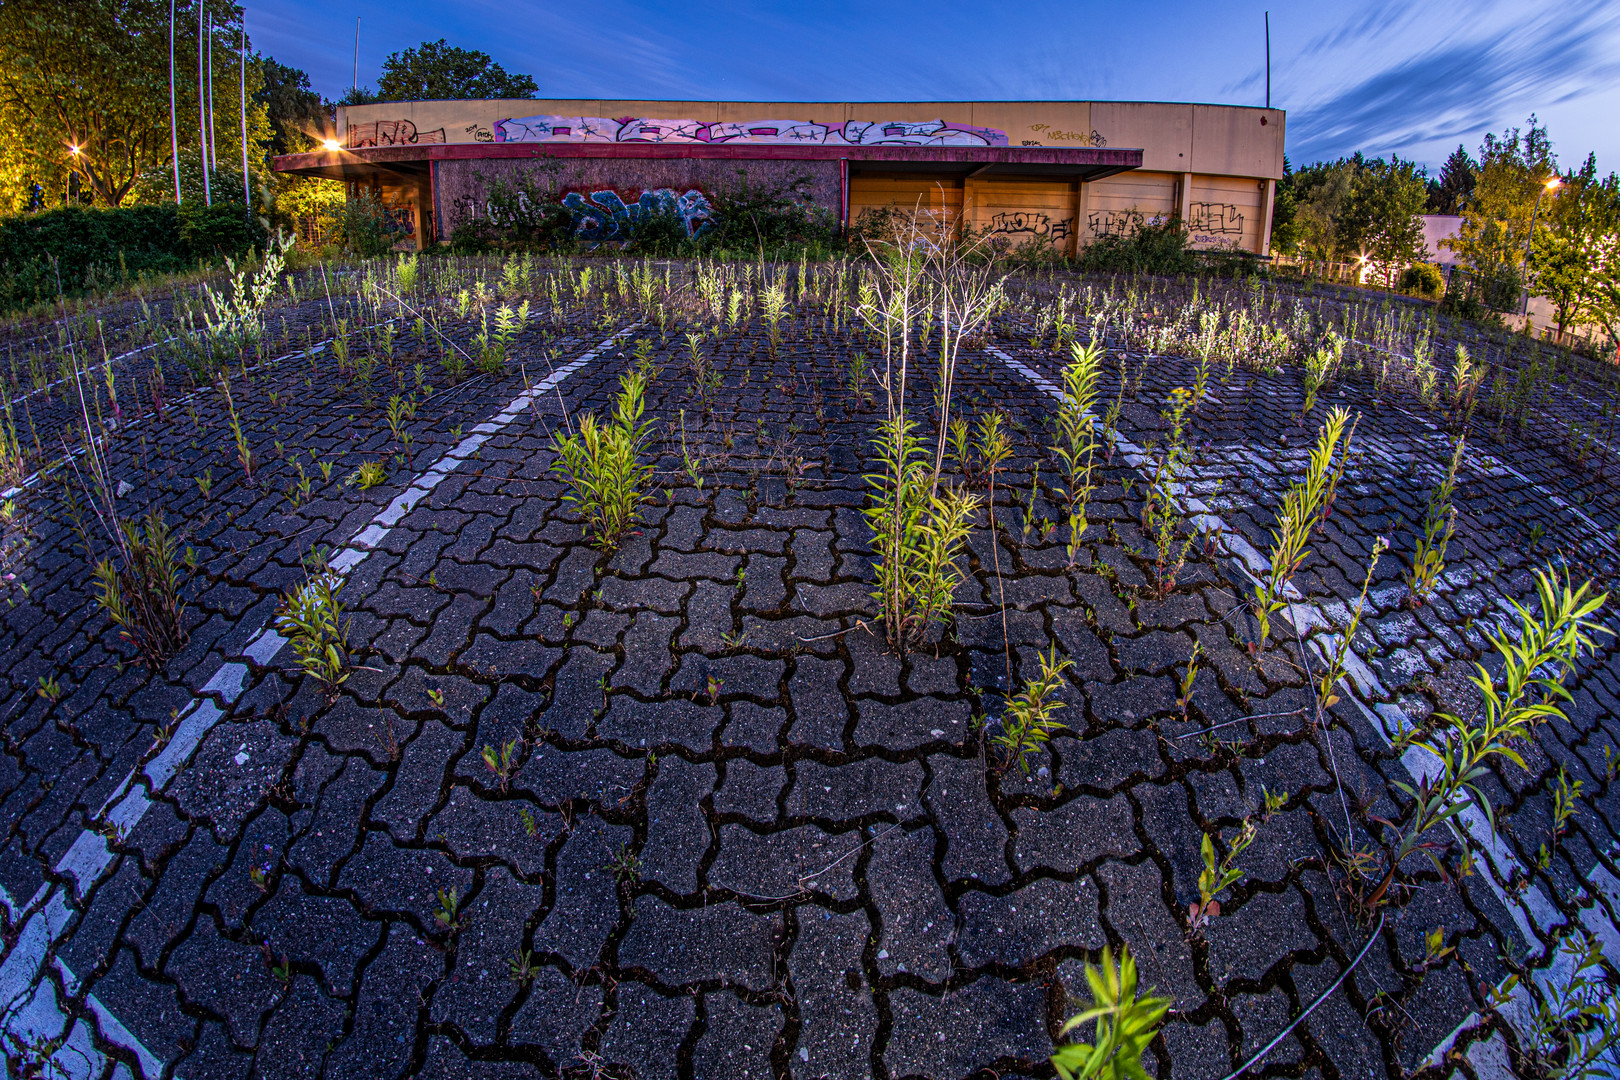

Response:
(1523, 176), (1562, 265)
(66, 143), (80, 204)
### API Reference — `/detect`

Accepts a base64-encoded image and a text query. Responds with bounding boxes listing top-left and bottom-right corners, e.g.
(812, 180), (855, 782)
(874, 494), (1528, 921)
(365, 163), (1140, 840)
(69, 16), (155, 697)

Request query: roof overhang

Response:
(273, 142), (1143, 183)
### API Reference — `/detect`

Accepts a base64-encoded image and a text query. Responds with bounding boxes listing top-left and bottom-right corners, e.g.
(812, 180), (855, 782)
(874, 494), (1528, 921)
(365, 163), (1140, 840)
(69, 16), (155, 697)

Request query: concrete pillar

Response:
(1074, 180), (1090, 255)
(1259, 178), (1276, 256)
(1179, 172), (1193, 223)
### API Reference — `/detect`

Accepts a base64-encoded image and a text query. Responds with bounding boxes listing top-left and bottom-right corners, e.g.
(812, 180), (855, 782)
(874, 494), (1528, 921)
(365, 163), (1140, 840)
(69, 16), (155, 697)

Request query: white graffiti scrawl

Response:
(493, 115), (1009, 148)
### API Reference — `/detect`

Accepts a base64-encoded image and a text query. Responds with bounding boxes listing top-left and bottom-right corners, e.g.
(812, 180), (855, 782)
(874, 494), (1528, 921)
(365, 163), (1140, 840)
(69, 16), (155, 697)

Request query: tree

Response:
(1445, 116), (1556, 280)
(0, 0), (271, 211)
(376, 40), (538, 102)
(1288, 158), (1358, 261)
(1529, 154), (1620, 337)
(0, 0), (173, 208)
(258, 58), (325, 157)
(1338, 155), (1430, 287)
(1427, 144), (1475, 214)
(1268, 155), (1299, 253)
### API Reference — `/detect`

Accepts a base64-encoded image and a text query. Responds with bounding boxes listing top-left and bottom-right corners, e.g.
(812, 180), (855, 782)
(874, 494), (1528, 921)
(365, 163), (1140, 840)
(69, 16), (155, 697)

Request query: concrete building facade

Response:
(275, 99), (1286, 255)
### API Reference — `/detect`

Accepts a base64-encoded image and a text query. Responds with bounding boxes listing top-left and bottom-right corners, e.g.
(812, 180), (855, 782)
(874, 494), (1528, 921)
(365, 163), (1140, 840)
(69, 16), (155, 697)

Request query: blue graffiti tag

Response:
(560, 188), (713, 243)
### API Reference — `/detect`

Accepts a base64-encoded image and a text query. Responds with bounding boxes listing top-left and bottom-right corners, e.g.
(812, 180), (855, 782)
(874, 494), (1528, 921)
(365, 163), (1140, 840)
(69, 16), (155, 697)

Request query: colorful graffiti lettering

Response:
(1188, 202), (1244, 235)
(561, 188), (714, 243)
(347, 119), (446, 149)
(990, 210), (1072, 241)
(494, 115), (1008, 148)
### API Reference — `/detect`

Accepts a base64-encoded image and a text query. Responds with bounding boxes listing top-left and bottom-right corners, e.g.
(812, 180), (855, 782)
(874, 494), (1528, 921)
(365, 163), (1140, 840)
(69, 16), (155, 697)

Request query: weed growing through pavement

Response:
(1188, 822), (1256, 933)
(1359, 567), (1608, 910)
(1315, 537), (1387, 711)
(549, 368), (657, 551)
(1176, 640), (1200, 720)
(1052, 339), (1102, 549)
(482, 739), (520, 791)
(863, 415), (980, 646)
(1405, 436), (1463, 606)
(1142, 387), (1197, 596)
(216, 374), (254, 486)
(433, 886), (463, 934)
(1252, 406), (1356, 647)
(273, 564), (353, 701)
(91, 508), (191, 669)
(346, 461), (387, 490)
(991, 647), (1073, 775)
(1051, 944), (1169, 1080)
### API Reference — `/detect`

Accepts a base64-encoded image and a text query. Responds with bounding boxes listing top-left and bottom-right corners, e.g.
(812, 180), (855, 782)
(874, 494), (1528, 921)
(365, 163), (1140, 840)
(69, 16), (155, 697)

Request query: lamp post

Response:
(1523, 176), (1562, 265)
(1520, 176), (1562, 320)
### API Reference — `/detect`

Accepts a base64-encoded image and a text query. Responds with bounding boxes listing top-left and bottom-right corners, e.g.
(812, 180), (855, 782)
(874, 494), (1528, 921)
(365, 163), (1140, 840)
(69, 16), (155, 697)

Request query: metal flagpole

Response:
(169, 0), (181, 203)
(206, 11), (217, 171)
(197, 0), (210, 204)
(1264, 12), (1271, 109)
(240, 27), (250, 207)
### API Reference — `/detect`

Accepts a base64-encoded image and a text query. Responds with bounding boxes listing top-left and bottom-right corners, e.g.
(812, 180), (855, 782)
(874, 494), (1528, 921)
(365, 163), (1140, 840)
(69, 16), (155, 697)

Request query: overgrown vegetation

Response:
(549, 369), (657, 550)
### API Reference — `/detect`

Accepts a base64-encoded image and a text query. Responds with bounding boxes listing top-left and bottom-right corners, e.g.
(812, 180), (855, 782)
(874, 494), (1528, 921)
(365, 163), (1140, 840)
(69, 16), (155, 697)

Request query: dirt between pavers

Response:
(0, 266), (1614, 1079)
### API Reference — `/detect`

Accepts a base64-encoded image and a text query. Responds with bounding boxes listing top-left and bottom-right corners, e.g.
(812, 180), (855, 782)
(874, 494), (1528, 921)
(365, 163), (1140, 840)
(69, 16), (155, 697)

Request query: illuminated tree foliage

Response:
(1443, 116), (1556, 282)
(1530, 155), (1620, 338)
(0, 0), (271, 211)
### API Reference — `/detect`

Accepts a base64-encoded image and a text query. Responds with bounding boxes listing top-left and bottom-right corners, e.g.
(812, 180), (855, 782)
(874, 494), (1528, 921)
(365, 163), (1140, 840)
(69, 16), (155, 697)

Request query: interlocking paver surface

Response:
(0, 261), (1616, 1079)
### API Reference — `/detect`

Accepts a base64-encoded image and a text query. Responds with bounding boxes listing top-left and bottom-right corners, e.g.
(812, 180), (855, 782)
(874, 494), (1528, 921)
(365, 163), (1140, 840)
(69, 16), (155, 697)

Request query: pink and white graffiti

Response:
(494, 115), (1008, 148)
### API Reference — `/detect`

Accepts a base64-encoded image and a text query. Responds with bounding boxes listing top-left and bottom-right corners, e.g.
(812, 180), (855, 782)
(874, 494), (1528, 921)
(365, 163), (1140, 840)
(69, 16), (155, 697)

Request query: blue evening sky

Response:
(247, 0), (1620, 174)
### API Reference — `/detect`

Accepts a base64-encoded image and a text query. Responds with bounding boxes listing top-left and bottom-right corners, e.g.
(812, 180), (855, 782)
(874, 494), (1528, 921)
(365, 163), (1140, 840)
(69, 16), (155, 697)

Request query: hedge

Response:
(0, 200), (264, 313)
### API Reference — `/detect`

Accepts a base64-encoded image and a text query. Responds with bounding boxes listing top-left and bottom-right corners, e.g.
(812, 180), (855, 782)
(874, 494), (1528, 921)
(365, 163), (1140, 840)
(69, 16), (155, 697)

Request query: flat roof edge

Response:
(274, 143), (1145, 175)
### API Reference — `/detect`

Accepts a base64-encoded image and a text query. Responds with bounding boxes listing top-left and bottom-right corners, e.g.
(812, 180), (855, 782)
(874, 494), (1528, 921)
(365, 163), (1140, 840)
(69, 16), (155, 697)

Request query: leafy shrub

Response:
(702, 171), (838, 254)
(1400, 261), (1444, 298)
(483, 172), (575, 251)
(1076, 214), (1199, 275)
(0, 203), (188, 310)
(92, 509), (190, 669)
(332, 194), (407, 258)
(179, 199), (268, 261)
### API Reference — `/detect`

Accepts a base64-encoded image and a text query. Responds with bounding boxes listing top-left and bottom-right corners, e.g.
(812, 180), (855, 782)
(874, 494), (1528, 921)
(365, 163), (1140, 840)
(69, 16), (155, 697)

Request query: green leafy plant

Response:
(1361, 567), (1608, 909)
(1176, 640), (1200, 720)
(273, 570), (352, 699)
(474, 300), (529, 374)
(863, 416), (980, 646)
(1142, 387), (1197, 596)
(1492, 931), (1620, 1080)
(346, 461), (387, 490)
(1405, 436), (1463, 606)
(508, 948), (538, 986)
(433, 886), (462, 933)
(216, 374), (254, 486)
(1052, 339), (1102, 531)
(991, 648), (1073, 775)
(1052, 944), (1170, 1080)
(481, 739), (520, 792)
(1189, 822), (1256, 931)
(1315, 537), (1387, 710)
(1252, 407), (1356, 646)
(92, 508), (190, 669)
(549, 369), (657, 551)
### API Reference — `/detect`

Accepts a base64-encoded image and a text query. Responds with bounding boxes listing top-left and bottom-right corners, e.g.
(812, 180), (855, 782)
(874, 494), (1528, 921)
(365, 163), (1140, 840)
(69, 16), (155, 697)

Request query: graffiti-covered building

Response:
(273, 99), (1285, 255)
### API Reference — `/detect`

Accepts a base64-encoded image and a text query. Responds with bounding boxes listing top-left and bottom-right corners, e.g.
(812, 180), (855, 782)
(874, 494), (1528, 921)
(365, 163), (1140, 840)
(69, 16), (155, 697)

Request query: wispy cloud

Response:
(1285, 1), (1620, 165)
